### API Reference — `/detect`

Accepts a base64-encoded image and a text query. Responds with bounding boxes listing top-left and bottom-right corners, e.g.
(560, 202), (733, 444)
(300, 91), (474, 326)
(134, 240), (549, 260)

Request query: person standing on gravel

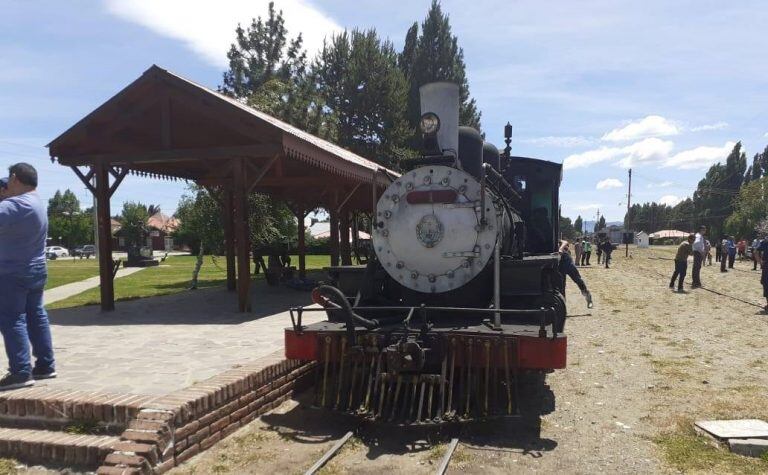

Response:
(756, 236), (768, 312)
(669, 234), (694, 292)
(601, 238), (615, 268)
(582, 239), (592, 266)
(574, 239), (583, 267)
(726, 236), (737, 269)
(0, 163), (57, 390)
(751, 237), (760, 271)
(691, 225), (706, 288)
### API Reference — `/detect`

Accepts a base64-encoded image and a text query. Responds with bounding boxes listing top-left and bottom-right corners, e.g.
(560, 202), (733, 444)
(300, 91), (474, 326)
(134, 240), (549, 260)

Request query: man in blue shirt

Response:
(757, 235), (768, 313)
(0, 163), (56, 390)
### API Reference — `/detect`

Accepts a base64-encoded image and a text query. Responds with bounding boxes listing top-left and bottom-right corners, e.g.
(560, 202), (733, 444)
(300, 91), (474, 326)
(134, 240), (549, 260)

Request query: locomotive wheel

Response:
(533, 291), (567, 333)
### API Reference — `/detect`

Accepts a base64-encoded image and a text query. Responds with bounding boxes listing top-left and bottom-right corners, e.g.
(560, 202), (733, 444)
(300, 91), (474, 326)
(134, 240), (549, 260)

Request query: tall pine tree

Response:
(314, 29), (410, 167)
(400, 1), (482, 138)
(220, 2), (327, 135)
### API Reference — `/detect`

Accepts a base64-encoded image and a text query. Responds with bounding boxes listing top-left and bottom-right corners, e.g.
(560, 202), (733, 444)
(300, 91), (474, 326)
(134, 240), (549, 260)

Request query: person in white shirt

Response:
(691, 225), (706, 288)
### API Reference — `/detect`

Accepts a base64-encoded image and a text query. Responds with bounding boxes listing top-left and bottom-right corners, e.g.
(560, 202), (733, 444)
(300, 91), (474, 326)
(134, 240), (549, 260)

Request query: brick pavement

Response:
(5, 282), (324, 395)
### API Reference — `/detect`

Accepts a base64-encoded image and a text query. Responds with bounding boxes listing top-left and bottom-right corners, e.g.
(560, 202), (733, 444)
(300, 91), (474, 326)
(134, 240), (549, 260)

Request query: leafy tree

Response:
(573, 215), (583, 236)
(174, 186), (225, 288)
(400, 0), (482, 136)
(559, 215), (576, 240)
(314, 29), (411, 167)
(47, 189), (92, 249)
(594, 215), (606, 232)
(120, 202), (150, 249)
(174, 187), (224, 256)
(725, 176), (768, 239)
(48, 189), (79, 216)
(249, 193), (297, 247)
(220, 2), (325, 134)
(692, 142), (747, 238)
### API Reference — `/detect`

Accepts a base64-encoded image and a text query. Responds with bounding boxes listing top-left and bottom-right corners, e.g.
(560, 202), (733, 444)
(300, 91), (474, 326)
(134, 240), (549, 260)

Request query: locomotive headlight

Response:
(419, 112), (440, 135)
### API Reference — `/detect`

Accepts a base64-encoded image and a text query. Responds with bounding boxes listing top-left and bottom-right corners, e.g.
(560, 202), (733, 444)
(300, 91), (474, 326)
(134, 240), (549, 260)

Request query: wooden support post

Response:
(329, 197), (340, 267)
(223, 188), (236, 291)
(297, 206), (307, 278)
(233, 159), (251, 312)
(339, 208), (352, 266)
(94, 162), (115, 311)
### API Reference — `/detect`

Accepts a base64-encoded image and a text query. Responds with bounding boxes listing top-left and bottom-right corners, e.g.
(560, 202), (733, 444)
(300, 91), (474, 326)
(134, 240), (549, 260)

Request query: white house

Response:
(635, 231), (649, 248)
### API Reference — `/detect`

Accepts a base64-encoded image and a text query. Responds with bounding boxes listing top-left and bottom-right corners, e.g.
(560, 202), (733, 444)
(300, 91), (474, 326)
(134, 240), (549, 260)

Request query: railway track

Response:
(304, 431), (461, 475)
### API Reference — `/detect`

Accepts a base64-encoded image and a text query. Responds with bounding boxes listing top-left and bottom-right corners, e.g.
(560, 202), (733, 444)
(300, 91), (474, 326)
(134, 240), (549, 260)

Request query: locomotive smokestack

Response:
(419, 82), (459, 156)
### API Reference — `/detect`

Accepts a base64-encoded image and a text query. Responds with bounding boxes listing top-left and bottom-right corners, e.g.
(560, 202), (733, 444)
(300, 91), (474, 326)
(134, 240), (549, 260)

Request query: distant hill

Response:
(578, 220), (623, 233)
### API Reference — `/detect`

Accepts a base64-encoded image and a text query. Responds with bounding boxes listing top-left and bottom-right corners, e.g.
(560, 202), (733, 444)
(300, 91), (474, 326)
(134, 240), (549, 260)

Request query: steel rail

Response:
(436, 438), (460, 475)
(304, 430), (355, 475)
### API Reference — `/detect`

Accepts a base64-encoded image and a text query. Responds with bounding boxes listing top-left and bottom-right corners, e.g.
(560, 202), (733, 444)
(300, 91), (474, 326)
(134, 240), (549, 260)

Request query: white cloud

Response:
(690, 122), (728, 132)
(615, 138), (675, 168)
(596, 178), (623, 189)
(764, 132), (768, 138)
(574, 204), (601, 211)
(647, 180), (674, 188)
(520, 136), (593, 147)
(661, 141), (736, 170)
(601, 115), (680, 142)
(104, 0), (342, 67)
(659, 195), (682, 206)
(563, 137), (673, 170)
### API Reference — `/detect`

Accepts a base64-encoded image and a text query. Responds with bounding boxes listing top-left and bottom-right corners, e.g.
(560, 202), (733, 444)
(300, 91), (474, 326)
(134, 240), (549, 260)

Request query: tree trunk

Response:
(190, 243), (204, 290)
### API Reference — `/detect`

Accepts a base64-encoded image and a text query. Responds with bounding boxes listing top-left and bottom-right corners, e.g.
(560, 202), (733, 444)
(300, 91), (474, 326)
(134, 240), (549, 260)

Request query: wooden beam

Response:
(233, 159), (251, 312)
(95, 162), (115, 311)
(339, 208), (352, 266)
(254, 176), (349, 188)
(71, 166), (96, 194)
(223, 188), (236, 291)
(296, 206), (307, 278)
(246, 154), (280, 193)
(56, 143), (282, 167)
(108, 166), (129, 198)
(329, 192), (339, 267)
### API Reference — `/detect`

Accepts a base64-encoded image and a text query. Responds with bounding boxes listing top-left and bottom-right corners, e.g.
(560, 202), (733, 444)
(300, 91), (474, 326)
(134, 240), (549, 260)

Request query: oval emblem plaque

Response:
(416, 214), (444, 248)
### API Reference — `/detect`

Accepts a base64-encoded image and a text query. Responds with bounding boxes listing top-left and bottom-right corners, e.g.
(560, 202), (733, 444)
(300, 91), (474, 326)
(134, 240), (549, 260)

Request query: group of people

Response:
(669, 225), (768, 311)
(0, 163), (57, 390)
(573, 237), (617, 269)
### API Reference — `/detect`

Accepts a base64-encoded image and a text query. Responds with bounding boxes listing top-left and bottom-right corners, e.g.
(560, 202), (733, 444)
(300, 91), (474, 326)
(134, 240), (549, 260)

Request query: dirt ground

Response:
(171, 246), (768, 475)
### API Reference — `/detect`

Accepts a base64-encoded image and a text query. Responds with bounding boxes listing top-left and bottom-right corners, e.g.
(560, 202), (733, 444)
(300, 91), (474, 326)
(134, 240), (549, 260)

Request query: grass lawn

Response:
(45, 259), (100, 289)
(49, 254), (331, 310)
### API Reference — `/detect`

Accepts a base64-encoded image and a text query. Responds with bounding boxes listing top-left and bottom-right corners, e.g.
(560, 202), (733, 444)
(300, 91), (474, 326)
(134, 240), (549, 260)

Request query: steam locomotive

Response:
(285, 82), (566, 423)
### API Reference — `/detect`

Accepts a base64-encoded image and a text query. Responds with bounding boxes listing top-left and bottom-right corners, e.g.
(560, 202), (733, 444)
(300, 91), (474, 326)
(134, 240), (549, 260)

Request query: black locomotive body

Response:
(286, 82), (567, 423)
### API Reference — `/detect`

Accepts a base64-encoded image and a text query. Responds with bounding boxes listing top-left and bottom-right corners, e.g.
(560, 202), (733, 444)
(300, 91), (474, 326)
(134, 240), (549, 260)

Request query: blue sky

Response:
(1, 0), (767, 224)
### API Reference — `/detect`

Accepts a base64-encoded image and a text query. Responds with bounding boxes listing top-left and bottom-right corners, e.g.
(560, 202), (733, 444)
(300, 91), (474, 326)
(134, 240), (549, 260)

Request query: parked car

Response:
(73, 245), (96, 258)
(45, 246), (69, 258)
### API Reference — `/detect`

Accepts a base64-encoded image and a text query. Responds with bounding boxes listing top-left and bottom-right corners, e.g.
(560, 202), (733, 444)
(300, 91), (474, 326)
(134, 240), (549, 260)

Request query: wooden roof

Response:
(48, 65), (398, 209)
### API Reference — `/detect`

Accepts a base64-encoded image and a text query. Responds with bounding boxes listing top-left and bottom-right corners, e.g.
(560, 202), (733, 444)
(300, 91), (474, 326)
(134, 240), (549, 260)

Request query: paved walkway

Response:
(44, 266), (147, 304)
(21, 281), (324, 395)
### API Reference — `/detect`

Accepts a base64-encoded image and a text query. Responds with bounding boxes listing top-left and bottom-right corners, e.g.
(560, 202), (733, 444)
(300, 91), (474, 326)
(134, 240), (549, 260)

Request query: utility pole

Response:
(626, 168), (632, 257)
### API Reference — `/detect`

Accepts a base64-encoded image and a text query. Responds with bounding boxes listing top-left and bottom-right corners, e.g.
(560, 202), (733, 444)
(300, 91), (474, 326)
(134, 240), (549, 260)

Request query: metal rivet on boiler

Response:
(384, 211), (392, 219)
(423, 176), (431, 184)
(392, 195), (399, 203)
(411, 271), (419, 279)
(428, 274), (436, 283)
(382, 230), (389, 237)
(447, 271), (455, 278)
(396, 261), (404, 269)
(406, 182), (414, 191)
